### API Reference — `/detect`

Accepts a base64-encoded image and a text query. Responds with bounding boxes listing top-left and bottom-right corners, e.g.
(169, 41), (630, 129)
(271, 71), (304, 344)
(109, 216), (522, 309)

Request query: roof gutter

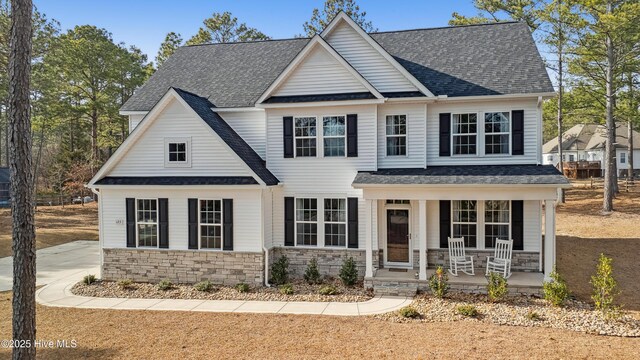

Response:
(352, 182), (572, 189)
(255, 98), (386, 108)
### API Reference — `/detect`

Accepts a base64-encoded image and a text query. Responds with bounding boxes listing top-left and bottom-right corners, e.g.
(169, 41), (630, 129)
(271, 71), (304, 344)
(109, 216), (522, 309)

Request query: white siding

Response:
(617, 149), (640, 170)
(378, 103), (426, 168)
(109, 99), (252, 177)
(273, 46), (368, 96)
(325, 22), (418, 93)
(427, 99), (540, 165)
(219, 111), (267, 159)
(100, 187), (263, 252)
(128, 113), (146, 134)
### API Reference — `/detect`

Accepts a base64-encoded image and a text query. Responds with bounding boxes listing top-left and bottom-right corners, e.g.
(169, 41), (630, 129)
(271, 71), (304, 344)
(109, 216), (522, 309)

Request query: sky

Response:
(35, 0), (479, 63)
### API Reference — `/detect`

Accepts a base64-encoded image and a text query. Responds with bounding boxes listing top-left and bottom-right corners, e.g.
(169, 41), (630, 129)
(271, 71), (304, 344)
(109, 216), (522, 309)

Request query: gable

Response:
(325, 21), (418, 93)
(272, 45), (370, 97)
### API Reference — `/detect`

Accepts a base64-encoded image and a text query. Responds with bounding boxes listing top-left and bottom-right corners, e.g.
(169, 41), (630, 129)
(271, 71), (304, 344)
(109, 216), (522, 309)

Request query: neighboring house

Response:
(0, 167), (8, 207)
(543, 123), (640, 177)
(88, 12), (568, 288)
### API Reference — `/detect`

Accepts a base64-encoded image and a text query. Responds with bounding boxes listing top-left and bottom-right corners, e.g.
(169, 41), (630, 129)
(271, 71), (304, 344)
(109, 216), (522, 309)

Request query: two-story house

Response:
(88, 13), (569, 289)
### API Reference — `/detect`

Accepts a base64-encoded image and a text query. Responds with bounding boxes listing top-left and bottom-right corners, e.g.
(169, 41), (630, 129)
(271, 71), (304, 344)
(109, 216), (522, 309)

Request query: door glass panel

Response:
(387, 209), (409, 263)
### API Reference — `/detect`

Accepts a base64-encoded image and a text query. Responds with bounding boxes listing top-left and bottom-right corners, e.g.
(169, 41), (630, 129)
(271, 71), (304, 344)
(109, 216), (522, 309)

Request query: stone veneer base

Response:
(269, 247), (379, 280)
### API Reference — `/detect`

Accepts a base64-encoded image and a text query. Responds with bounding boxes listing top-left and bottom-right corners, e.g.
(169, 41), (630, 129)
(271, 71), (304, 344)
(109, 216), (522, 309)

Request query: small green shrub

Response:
(399, 306), (420, 319)
(487, 272), (508, 302)
(591, 253), (620, 317)
(543, 267), (571, 307)
(339, 256), (358, 287)
(194, 280), (214, 292)
(318, 284), (339, 295)
(83, 274), (97, 285)
(456, 304), (478, 317)
(157, 279), (173, 291)
(428, 266), (449, 298)
(304, 257), (322, 285)
(271, 255), (289, 285)
(279, 283), (294, 295)
(117, 278), (133, 290)
(526, 310), (542, 321)
(235, 282), (250, 293)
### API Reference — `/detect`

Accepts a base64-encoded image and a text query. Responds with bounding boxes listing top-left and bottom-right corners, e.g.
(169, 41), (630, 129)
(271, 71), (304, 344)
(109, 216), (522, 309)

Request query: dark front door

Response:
(387, 209), (409, 263)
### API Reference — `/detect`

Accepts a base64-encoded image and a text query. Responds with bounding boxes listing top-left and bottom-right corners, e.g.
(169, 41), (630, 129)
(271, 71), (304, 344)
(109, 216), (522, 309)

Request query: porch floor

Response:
(371, 268), (544, 288)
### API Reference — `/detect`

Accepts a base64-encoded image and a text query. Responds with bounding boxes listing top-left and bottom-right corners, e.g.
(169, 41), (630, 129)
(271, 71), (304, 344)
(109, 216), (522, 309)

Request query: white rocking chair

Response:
(448, 237), (475, 276)
(486, 239), (513, 279)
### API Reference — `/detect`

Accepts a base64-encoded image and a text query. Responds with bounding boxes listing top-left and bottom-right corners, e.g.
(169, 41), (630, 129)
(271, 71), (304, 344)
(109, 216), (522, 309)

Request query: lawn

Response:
(0, 203), (98, 258)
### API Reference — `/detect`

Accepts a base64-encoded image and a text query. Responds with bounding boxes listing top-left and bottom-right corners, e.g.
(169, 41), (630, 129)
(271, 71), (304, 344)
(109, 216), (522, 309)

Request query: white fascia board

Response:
(255, 35), (383, 105)
(352, 183), (573, 190)
(87, 184), (265, 190)
(211, 107), (264, 112)
(119, 110), (148, 116)
(321, 12), (435, 98)
(256, 98), (386, 109)
(437, 92), (557, 103)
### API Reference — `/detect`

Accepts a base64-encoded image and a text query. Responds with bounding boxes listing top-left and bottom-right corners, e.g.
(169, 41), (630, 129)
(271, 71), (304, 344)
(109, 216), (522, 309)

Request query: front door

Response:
(386, 209), (410, 264)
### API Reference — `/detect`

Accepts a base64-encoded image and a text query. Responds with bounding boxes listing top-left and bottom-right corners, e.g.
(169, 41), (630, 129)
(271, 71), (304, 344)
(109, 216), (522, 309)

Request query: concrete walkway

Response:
(16, 241), (412, 316)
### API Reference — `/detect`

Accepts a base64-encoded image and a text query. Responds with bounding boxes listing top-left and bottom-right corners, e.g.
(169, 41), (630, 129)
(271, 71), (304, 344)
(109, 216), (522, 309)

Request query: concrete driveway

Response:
(0, 240), (99, 292)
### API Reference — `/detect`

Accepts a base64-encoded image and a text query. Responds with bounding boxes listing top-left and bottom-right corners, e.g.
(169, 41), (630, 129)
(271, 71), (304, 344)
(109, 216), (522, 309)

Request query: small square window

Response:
(164, 137), (191, 167)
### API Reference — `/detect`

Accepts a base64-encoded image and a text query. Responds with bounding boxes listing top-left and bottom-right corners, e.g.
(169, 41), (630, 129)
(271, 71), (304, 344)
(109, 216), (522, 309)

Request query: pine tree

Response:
(156, 32), (182, 67)
(302, 0), (377, 36)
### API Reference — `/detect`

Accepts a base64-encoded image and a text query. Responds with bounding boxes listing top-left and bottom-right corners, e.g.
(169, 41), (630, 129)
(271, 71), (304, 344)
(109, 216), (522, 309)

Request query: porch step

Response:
(366, 279), (418, 297)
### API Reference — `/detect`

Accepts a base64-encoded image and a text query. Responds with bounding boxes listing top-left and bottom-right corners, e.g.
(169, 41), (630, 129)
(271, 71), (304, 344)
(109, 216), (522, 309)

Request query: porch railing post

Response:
(365, 199), (373, 278)
(544, 199), (556, 281)
(419, 200), (427, 280)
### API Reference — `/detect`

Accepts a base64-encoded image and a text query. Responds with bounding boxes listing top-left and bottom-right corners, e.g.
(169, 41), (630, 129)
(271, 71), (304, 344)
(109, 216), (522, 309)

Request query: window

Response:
(484, 112), (510, 154)
(569, 154), (575, 162)
(386, 200), (410, 205)
(169, 143), (186, 162)
(199, 200), (222, 249)
(164, 137), (191, 167)
(452, 200), (477, 248)
(136, 199), (158, 247)
(452, 113), (477, 155)
(386, 115), (407, 156)
(484, 200), (510, 248)
(294, 117), (317, 157)
(296, 198), (318, 246)
(621, 152), (626, 164)
(324, 198), (346, 247)
(547, 155), (553, 162)
(323, 116), (346, 157)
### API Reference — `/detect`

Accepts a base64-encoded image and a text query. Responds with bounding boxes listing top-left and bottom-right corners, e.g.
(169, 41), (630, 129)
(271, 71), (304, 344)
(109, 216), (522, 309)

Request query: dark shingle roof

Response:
(95, 176), (258, 186)
(0, 167), (8, 183)
(122, 22), (552, 111)
(353, 165), (569, 186)
(173, 88), (280, 186)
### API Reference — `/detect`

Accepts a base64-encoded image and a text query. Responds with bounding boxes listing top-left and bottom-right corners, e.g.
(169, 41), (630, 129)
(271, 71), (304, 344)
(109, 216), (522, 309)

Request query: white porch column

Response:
(365, 199), (373, 278)
(418, 200), (427, 281)
(544, 199), (556, 280)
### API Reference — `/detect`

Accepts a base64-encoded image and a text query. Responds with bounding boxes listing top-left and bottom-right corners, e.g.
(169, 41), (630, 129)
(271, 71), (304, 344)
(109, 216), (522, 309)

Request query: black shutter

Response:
(126, 198), (136, 248)
(347, 197), (358, 248)
(439, 200), (451, 248)
(284, 197), (295, 246)
(283, 116), (294, 158)
(347, 114), (358, 157)
(223, 199), (233, 251)
(439, 113), (451, 156)
(188, 198), (198, 249)
(512, 110), (524, 155)
(158, 198), (169, 248)
(511, 200), (524, 250)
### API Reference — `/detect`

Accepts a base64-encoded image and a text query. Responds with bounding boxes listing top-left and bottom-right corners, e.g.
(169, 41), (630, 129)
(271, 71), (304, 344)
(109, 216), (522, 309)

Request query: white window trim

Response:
(323, 197), (348, 248)
(483, 111), (512, 156)
(484, 200), (512, 249)
(164, 137), (192, 168)
(293, 116), (318, 158)
(451, 112), (479, 157)
(198, 199), (223, 251)
(295, 197), (319, 247)
(321, 115), (347, 158)
(136, 198), (159, 248)
(385, 114), (408, 157)
(447, 200), (514, 250)
(451, 200), (478, 249)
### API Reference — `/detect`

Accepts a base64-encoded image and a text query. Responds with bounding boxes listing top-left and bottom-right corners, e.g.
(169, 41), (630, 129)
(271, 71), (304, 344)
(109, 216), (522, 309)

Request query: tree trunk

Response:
(8, 0), (36, 359)
(91, 107), (98, 171)
(629, 74), (635, 183)
(557, 40), (565, 203)
(602, 1), (615, 212)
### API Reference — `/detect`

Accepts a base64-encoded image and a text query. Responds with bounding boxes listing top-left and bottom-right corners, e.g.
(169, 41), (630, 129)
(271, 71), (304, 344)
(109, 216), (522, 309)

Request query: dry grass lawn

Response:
(0, 292), (638, 360)
(0, 203), (98, 258)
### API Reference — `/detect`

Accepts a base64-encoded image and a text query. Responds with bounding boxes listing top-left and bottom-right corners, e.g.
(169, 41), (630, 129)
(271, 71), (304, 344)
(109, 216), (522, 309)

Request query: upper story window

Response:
(164, 137), (191, 167)
(386, 115), (407, 156)
(324, 198), (347, 247)
(323, 116), (346, 157)
(569, 154), (575, 162)
(620, 152), (626, 164)
(199, 199), (222, 250)
(294, 117), (317, 157)
(484, 112), (510, 155)
(452, 200), (477, 248)
(296, 198), (318, 246)
(137, 199), (158, 247)
(452, 113), (477, 155)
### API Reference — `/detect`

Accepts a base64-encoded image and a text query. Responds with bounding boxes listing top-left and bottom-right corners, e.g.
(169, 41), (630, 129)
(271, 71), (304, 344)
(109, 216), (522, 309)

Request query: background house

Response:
(0, 167), (9, 207)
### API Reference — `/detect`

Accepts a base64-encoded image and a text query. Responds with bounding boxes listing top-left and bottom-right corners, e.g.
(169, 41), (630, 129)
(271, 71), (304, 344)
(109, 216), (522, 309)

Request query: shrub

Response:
(194, 280), (214, 292)
(304, 257), (322, 285)
(318, 284), (339, 295)
(157, 279), (173, 291)
(591, 253), (619, 316)
(456, 304), (478, 317)
(526, 310), (542, 321)
(271, 255), (289, 285)
(543, 267), (571, 307)
(339, 256), (358, 287)
(399, 306), (420, 319)
(117, 278), (133, 290)
(487, 272), (508, 302)
(83, 274), (97, 285)
(235, 282), (250, 293)
(428, 266), (449, 298)
(279, 283), (294, 295)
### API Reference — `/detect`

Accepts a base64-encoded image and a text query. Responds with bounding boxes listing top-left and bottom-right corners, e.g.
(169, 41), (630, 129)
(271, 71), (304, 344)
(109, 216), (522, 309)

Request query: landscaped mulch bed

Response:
(377, 293), (640, 337)
(71, 278), (373, 303)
